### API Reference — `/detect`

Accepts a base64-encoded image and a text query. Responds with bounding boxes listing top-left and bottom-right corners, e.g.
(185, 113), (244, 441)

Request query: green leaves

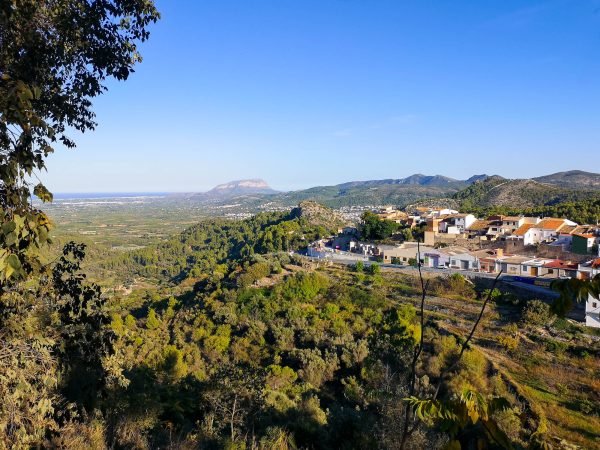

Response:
(33, 183), (53, 203)
(404, 396), (455, 424)
(5, 254), (24, 279)
(405, 390), (513, 449)
(551, 274), (600, 316)
(0, 210), (52, 284)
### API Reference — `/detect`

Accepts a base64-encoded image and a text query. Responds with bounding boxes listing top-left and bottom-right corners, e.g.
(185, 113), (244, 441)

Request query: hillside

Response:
(101, 221), (600, 449)
(453, 176), (600, 209)
(533, 170), (600, 190)
(105, 203), (345, 282)
(166, 171), (600, 212)
(266, 174), (485, 208)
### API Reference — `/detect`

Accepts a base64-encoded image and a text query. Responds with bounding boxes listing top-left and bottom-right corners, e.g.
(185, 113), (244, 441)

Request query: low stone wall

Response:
(536, 244), (592, 263)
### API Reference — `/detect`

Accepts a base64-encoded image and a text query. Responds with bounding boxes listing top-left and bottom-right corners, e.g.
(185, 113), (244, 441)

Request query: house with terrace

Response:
(471, 248), (505, 273)
(520, 258), (555, 277)
(466, 219), (496, 239)
(422, 249), (451, 268)
(441, 213), (477, 234)
(444, 246), (479, 270)
(378, 242), (435, 265)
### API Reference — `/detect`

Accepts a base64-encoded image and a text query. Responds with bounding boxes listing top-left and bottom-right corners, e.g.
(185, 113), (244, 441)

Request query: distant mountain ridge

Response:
(453, 172), (600, 210)
(181, 170), (600, 210)
(532, 170), (600, 190)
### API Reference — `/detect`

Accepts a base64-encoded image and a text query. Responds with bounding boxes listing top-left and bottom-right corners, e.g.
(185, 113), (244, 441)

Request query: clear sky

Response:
(42, 0), (600, 192)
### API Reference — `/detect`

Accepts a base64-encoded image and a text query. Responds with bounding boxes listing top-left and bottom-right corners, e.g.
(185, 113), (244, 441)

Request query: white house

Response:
(586, 294), (600, 328)
(512, 218), (577, 246)
(444, 247), (478, 270)
(442, 214), (477, 234)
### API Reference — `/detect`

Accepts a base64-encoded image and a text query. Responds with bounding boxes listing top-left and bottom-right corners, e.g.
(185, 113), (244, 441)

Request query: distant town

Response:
(308, 205), (600, 328)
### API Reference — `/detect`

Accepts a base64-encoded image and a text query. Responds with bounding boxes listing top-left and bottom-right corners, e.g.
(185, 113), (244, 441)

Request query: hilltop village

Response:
(308, 205), (600, 328)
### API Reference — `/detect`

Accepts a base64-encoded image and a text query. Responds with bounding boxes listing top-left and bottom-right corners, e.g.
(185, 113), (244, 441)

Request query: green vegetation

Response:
(454, 177), (600, 224)
(2, 2), (599, 448)
(360, 211), (400, 240)
(104, 205), (340, 283)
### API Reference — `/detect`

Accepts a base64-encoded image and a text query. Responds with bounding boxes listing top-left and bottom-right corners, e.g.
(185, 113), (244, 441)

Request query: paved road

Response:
(302, 251), (497, 278)
(298, 251), (559, 297)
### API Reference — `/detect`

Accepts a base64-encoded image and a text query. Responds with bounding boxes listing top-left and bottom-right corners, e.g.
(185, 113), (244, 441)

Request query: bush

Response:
(354, 261), (364, 272)
(521, 300), (552, 326)
(281, 272), (330, 301)
(146, 308), (160, 330)
(545, 339), (568, 355)
(369, 263), (381, 275)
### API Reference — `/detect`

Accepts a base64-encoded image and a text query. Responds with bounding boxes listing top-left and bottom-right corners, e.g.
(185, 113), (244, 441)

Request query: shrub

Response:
(146, 308), (160, 330)
(521, 300), (552, 326)
(281, 272), (329, 301)
(369, 263), (381, 275)
(545, 339), (568, 355)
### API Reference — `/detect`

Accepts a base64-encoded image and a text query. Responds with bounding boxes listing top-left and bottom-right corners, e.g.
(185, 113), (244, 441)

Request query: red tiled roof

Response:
(544, 260), (578, 270)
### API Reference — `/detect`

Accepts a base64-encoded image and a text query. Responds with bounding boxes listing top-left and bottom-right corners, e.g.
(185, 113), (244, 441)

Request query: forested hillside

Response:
(104, 201), (343, 282)
(453, 176), (600, 223)
(99, 244), (600, 449)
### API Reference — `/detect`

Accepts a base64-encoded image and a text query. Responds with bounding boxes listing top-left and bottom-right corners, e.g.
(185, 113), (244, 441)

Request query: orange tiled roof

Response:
(513, 223), (534, 236)
(534, 218), (567, 231)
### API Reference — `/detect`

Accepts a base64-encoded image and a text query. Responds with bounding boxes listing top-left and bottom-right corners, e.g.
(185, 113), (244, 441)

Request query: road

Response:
(297, 251), (559, 298)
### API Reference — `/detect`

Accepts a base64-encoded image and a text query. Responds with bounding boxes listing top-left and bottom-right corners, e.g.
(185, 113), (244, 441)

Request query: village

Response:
(308, 205), (600, 328)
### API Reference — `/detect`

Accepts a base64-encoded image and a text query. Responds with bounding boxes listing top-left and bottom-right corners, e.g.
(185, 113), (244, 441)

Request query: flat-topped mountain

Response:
(206, 179), (277, 197)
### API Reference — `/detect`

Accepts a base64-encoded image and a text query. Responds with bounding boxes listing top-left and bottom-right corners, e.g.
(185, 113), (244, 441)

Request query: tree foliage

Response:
(0, 1), (159, 446)
(0, 0), (159, 282)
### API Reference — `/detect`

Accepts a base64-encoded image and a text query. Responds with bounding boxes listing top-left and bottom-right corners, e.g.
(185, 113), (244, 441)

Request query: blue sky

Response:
(42, 0), (600, 192)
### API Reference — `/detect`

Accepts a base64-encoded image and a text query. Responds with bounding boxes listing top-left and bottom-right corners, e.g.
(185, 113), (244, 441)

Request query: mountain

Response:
(175, 170), (600, 212)
(269, 174), (483, 208)
(532, 170), (600, 190)
(205, 179), (277, 197)
(453, 175), (600, 209)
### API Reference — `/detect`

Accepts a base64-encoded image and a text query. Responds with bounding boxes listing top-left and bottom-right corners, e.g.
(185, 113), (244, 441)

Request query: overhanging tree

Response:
(0, 0), (159, 284)
(0, 1), (159, 446)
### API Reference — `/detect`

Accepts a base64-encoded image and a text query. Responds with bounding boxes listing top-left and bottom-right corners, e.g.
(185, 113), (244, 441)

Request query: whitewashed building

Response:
(586, 294), (600, 328)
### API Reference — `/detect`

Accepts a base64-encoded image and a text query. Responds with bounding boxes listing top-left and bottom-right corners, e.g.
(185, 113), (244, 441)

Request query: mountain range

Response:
(172, 170), (600, 211)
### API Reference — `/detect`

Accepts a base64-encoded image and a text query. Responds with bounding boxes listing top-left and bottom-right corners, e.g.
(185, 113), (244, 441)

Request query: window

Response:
(593, 302), (598, 308)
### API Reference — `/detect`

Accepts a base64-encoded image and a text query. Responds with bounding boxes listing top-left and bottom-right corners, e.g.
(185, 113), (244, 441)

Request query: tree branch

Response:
(432, 271), (502, 401)
(399, 241), (429, 449)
